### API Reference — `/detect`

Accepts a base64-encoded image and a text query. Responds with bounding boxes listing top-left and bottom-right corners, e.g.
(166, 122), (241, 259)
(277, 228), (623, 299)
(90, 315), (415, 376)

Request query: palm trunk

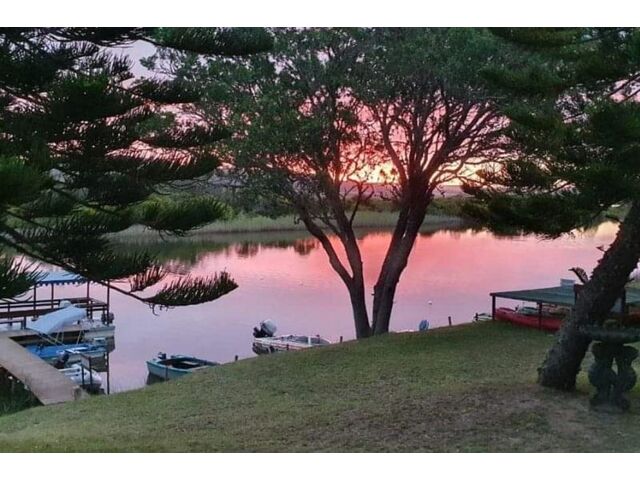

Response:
(538, 199), (640, 390)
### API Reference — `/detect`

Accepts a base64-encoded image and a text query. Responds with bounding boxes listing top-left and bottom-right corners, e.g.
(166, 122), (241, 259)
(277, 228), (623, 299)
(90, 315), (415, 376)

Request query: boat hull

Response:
(146, 361), (190, 380)
(146, 355), (217, 381)
(495, 307), (563, 332)
(252, 335), (330, 355)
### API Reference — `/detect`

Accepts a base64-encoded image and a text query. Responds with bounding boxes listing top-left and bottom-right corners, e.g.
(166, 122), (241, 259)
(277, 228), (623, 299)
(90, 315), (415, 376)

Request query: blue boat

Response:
(146, 353), (218, 380)
(26, 339), (107, 365)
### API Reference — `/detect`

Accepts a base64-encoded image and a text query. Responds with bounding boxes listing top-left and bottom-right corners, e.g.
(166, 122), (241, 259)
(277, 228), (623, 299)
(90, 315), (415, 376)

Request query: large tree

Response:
(170, 28), (506, 337)
(0, 28), (271, 304)
(464, 28), (640, 389)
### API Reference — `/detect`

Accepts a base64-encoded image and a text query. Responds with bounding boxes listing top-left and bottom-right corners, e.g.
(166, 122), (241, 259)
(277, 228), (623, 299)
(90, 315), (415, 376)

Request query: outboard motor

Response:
(253, 319), (277, 338)
(54, 351), (70, 369)
(101, 312), (115, 325)
(418, 319), (430, 332)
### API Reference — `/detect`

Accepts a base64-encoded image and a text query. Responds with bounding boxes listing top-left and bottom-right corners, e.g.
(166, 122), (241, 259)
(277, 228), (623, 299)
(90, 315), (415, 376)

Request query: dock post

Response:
(106, 281), (111, 317)
(88, 356), (93, 391)
(106, 350), (110, 395)
(491, 295), (496, 320)
(538, 303), (543, 330)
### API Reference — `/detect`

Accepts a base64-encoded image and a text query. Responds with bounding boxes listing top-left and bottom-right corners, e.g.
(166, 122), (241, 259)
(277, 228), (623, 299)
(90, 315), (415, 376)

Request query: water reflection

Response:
(49, 222), (620, 391)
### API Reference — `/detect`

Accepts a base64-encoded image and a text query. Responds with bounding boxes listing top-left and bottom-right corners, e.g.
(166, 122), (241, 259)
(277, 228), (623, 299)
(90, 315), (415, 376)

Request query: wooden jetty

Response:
(0, 337), (84, 405)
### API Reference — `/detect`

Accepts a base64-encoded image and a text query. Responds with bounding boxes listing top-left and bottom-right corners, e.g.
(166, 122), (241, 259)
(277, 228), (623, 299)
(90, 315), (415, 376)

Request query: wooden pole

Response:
(106, 350), (110, 395)
(538, 303), (543, 330)
(491, 295), (496, 320)
(448, 316), (452, 326)
(106, 281), (111, 316)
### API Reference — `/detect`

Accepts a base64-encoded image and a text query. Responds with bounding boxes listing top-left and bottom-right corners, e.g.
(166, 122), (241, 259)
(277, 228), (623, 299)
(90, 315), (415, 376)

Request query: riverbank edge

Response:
(112, 211), (466, 239)
(1, 321), (638, 452)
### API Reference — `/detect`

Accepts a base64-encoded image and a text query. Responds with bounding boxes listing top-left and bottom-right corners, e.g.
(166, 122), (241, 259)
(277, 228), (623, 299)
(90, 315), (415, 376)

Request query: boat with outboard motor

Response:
(252, 320), (331, 355)
(26, 338), (107, 365)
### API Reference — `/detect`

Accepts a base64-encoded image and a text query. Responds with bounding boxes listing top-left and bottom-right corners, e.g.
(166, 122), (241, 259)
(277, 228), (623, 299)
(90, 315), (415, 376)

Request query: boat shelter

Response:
(490, 283), (640, 324)
(0, 270), (112, 329)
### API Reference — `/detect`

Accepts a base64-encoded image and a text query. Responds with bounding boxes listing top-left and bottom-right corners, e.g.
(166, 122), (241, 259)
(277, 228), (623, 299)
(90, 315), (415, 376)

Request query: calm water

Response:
(40, 223), (619, 391)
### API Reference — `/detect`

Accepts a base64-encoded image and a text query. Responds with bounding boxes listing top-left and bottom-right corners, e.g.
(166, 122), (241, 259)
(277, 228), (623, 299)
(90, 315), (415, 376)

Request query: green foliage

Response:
(0, 28), (270, 305)
(134, 196), (230, 234)
(466, 28), (640, 235)
(0, 258), (40, 300)
(146, 271), (238, 307)
(0, 157), (48, 207)
(153, 28), (273, 56)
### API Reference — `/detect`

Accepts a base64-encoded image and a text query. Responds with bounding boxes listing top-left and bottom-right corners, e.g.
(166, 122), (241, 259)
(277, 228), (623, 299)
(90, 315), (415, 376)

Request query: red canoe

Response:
(495, 307), (563, 332)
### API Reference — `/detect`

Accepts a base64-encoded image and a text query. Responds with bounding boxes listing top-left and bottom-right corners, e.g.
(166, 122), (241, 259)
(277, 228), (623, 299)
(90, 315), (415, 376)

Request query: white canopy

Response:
(29, 303), (86, 335)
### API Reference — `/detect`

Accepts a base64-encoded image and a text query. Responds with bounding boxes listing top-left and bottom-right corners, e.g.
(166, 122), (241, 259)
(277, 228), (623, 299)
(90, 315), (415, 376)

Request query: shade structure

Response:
(34, 271), (87, 287)
(29, 304), (86, 335)
(491, 285), (640, 308)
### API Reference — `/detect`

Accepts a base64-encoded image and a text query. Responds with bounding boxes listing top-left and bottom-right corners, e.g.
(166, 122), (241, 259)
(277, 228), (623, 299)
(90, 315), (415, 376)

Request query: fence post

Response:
(448, 316), (452, 326)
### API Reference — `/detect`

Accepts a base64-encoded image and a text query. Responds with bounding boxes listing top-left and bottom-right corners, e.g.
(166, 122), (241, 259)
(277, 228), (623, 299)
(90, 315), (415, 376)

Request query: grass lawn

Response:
(0, 322), (639, 452)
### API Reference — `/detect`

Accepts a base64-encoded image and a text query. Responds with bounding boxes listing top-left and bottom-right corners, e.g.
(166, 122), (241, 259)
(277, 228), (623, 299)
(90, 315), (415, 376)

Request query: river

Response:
(37, 222), (619, 391)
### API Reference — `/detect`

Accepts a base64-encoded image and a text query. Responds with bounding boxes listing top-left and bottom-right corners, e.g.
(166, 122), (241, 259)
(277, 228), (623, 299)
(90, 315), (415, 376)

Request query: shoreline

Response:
(112, 212), (467, 241)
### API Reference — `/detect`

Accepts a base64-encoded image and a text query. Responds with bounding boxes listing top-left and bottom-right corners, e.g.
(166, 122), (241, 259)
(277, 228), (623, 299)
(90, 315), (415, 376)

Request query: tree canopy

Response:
(0, 27), (272, 304)
(464, 28), (640, 235)
(463, 28), (640, 390)
(165, 28), (508, 336)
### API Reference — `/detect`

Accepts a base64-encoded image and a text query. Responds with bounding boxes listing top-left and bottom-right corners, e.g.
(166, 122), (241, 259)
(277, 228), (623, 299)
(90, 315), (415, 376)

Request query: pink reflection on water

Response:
(40, 223), (618, 391)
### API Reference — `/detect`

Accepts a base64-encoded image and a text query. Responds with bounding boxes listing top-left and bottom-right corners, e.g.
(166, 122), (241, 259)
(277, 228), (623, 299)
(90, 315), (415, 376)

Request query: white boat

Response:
(59, 363), (102, 392)
(474, 313), (493, 322)
(252, 320), (330, 354)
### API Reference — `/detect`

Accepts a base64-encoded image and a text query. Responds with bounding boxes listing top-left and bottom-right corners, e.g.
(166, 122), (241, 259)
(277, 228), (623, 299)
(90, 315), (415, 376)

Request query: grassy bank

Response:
(1, 322), (640, 452)
(113, 198), (467, 238)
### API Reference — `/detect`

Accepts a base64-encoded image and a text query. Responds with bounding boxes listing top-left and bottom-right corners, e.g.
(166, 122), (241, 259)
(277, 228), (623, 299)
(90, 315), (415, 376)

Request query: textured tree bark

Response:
(299, 204), (372, 338)
(538, 199), (640, 390)
(349, 279), (372, 338)
(371, 190), (429, 334)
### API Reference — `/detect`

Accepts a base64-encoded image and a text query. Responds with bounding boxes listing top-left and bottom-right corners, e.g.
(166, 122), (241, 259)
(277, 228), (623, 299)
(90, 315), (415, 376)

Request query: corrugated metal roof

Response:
(491, 285), (640, 307)
(34, 271), (87, 286)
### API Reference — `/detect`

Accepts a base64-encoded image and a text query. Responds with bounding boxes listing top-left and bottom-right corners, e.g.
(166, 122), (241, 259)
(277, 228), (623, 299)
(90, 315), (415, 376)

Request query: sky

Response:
(112, 40), (157, 78)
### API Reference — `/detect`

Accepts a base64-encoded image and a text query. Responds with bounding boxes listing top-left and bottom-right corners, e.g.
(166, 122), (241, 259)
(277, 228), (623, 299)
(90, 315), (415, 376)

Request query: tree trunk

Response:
(538, 199), (640, 390)
(298, 206), (372, 338)
(371, 191), (429, 334)
(349, 279), (372, 338)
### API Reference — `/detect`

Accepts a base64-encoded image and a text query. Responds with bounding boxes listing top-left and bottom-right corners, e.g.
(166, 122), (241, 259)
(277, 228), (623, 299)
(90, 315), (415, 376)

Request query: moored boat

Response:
(146, 353), (218, 380)
(59, 363), (102, 393)
(26, 338), (107, 365)
(494, 307), (563, 332)
(252, 320), (331, 354)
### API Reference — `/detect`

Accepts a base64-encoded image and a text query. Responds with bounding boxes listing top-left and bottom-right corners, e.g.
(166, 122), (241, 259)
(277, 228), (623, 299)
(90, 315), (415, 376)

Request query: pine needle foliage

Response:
(0, 28), (270, 305)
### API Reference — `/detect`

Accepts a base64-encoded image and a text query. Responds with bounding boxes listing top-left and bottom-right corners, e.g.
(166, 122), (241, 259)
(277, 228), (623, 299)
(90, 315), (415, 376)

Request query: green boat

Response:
(146, 353), (218, 380)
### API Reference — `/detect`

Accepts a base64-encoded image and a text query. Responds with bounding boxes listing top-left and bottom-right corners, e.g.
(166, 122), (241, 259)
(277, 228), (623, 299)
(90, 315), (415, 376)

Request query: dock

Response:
(0, 337), (83, 405)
